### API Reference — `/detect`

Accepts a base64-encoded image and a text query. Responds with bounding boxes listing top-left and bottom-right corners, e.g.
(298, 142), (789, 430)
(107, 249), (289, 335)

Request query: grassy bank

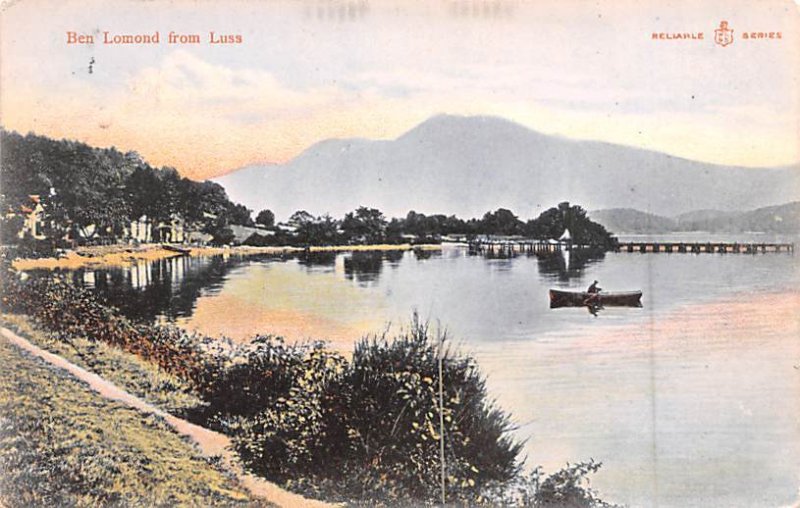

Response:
(11, 243), (442, 271)
(0, 338), (264, 507)
(0, 314), (205, 417)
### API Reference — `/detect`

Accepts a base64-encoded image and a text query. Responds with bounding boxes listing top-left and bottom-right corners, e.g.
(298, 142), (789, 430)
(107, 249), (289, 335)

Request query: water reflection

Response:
(344, 251), (387, 285)
(71, 255), (244, 323)
(71, 249), (445, 322)
(412, 248), (436, 260)
(536, 248), (606, 281)
(298, 251), (337, 271)
(385, 249), (405, 265)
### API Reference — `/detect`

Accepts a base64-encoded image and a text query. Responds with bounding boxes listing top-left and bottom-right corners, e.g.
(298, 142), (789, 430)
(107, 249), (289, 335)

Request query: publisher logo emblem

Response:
(714, 20), (734, 47)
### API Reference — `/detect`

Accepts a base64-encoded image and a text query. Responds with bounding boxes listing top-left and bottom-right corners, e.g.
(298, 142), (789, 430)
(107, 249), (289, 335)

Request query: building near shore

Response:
(17, 195), (46, 240)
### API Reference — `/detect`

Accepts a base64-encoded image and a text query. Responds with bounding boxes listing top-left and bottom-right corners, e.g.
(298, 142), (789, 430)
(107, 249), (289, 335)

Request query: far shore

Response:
(11, 242), (443, 271)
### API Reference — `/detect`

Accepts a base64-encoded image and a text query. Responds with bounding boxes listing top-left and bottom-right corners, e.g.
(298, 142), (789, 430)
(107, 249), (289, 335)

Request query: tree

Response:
(524, 207), (562, 240)
(305, 214), (340, 245)
(126, 166), (167, 222)
(0, 127), (258, 249)
(525, 202), (616, 249)
(481, 208), (523, 236)
(286, 210), (315, 245)
(288, 210), (314, 228)
(227, 203), (254, 226)
(205, 216), (235, 246)
(287, 211), (340, 246)
(0, 215), (24, 244)
(255, 209), (275, 228)
(341, 207), (387, 244)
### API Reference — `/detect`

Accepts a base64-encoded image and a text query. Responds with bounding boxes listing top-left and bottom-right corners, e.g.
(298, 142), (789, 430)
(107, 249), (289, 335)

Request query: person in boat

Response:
(584, 280), (602, 306)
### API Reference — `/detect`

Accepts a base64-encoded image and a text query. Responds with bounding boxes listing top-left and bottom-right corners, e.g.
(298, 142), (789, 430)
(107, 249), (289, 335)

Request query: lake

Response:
(64, 242), (799, 508)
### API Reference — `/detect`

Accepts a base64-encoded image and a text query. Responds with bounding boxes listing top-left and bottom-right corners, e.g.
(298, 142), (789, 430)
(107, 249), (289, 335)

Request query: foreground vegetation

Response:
(0, 314), (205, 417)
(0, 339), (261, 507)
(2, 261), (619, 506)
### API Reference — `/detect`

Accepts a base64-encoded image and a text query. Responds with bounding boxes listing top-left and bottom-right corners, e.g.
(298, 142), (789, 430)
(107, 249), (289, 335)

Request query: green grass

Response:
(0, 338), (266, 507)
(0, 314), (206, 417)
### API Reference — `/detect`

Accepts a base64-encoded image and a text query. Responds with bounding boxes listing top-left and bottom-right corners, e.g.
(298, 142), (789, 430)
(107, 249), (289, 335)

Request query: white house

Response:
(128, 215), (153, 243)
(156, 215), (185, 243)
(127, 214), (185, 243)
(18, 195), (47, 240)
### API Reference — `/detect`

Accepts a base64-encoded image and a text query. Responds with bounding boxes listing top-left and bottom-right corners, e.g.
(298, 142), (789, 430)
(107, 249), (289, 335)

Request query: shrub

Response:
(232, 344), (348, 480)
(347, 317), (521, 503)
(242, 232), (274, 247)
(231, 316), (521, 504)
(511, 461), (622, 508)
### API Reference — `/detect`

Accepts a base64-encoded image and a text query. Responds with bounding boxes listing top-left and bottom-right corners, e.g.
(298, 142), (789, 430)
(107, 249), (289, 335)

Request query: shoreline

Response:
(10, 242), (443, 271)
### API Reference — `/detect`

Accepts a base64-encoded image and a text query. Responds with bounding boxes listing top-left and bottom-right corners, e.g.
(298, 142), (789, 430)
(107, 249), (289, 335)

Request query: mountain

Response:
(589, 209), (677, 234)
(590, 202), (800, 235)
(215, 114), (799, 221)
(673, 209), (741, 229)
(678, 202), (800, 234)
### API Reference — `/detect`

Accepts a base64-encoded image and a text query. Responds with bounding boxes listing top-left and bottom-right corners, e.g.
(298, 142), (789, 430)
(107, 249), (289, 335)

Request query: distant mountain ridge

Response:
(587, 208), (677, 234)
(215, 114), (799, 220)
(591, 202), (800, 235)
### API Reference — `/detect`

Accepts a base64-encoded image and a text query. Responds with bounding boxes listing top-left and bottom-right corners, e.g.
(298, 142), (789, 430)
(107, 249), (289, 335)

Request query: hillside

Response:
(215, 114), (799, 220)
(673, 209), (740, 224)
(589, 209), (676, 234)
(680, 202), (800, 234)
(591, 202), (800, 235)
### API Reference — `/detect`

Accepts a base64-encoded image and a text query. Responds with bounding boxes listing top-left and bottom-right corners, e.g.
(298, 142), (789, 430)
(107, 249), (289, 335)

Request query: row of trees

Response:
(1, 129), (616, 249)
(248, 202), (616, 249)
(0, 129), (252, 245)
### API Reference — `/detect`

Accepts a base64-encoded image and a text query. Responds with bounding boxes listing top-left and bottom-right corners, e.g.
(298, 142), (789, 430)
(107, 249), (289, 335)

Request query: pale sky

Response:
(1, 0), (798, 180)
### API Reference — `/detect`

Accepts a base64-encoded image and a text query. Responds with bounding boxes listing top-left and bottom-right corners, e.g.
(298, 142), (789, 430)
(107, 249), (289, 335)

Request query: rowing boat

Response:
(549, 289), (642, 308)
(162, 244), (192, 255)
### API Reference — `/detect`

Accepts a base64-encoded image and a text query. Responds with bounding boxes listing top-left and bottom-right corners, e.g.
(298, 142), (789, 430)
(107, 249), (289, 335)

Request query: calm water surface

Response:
(68, 243), (800, 507)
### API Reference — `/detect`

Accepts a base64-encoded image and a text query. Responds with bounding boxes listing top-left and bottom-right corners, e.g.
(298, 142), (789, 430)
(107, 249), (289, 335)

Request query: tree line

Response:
(1, 129), (616, 249)
(0, 129), (251, 246)
(249, 203), (616, 249)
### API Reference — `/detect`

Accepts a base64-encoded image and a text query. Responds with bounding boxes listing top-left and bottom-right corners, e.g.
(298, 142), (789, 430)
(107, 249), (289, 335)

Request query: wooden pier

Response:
(467, 240), (795, 255)
(614, 242), (794, 254)
(468, 241), (568, 256)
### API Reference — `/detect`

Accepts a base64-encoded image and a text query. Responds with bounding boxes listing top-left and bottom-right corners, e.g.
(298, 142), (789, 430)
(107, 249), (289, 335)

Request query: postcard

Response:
(1, 1), (798, 507)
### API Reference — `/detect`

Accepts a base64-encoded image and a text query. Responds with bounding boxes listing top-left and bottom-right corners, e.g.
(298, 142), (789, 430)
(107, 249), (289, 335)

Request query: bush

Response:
(231, 344), (348, 481)
(242, 232), (274, 247)
(345, 318), (520, 502)
(511, 461), (622, 508)
(231, 316), (521, 504)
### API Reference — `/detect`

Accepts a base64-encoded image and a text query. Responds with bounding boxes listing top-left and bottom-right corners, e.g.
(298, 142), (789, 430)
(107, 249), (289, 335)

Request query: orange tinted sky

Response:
(1, 0), (799, 180)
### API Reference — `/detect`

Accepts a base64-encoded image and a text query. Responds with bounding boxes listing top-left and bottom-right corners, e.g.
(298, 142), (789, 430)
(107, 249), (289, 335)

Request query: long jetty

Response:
(468, 241), (566, 256)
(614, 241), (794, 254)
(467, 240), (795, 255)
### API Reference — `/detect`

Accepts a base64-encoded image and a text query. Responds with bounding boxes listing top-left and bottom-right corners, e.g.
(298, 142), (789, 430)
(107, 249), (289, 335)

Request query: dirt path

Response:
(0, 326), (337, 508)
